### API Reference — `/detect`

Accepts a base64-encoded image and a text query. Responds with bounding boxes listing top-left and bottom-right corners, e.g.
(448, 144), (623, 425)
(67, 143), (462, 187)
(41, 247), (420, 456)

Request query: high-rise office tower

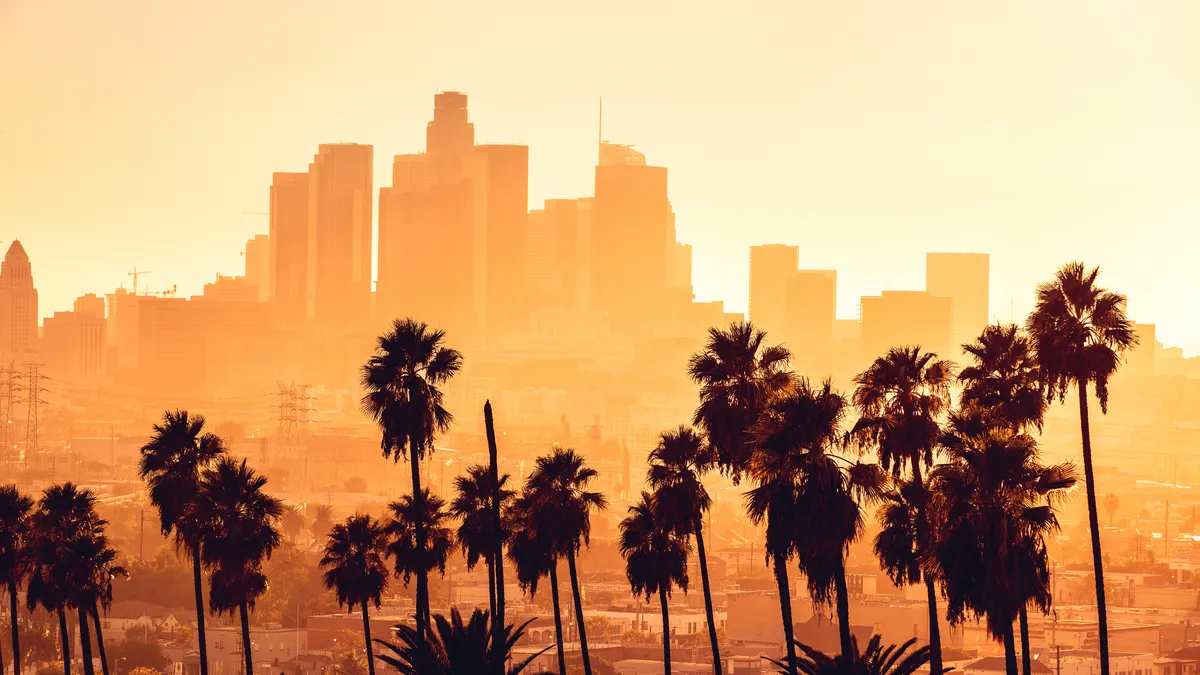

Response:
(377, 154), (432, 321)
(244, 234), (270, 302)
(306, 143), (373, 328)
(784, 270), (837, 368)
(749, 244), (799, 340)
(427, 92), (475, 185)
(0, 241), (38, 357)
(471, 144), (529, 344)
(528, 198), (592, 313)
(269, 171), (309, 324)
(926, 252), (989, 353)
(592, 144), (675, 337)
(860, 290), (953, 360)
(73, 293), (106, 319)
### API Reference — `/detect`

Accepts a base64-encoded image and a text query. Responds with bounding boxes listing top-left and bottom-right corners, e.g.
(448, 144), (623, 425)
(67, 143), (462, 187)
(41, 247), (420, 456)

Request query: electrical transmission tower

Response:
(0, 363), (22, 470)
(23, 363), (48, 473)
(275, 382), (314, 463)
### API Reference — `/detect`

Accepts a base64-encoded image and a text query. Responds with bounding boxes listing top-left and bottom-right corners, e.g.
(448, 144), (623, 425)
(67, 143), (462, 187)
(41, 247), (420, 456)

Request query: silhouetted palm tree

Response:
(752, 379), (885, 660)
(647, 425), (723, 675)
(374, 608), (546, 675)
(138, 410), (225, 675)
(362, 318), (463, 639)
(385, 490), (456, 627)
(192, 457), (283, 675)
(689, 322), (792, 480)
(73, 535), (126, 675)
(1025, 262), (1136, 675)
(931, 411), (1077, 675)
(770, 635), (933, 675)
(26, 484), (103, 675)
(310, 504), (335, 539)
(450, 465), (514, 622)
(619, 492), (690, 675)
(506, 492), (566, 675)
(0, 485), (32, 675)
(524, 448), (607, 675)
(851, 347), (953, 675)
(321, 515), (390, 675)
(483, 400), (508, 655)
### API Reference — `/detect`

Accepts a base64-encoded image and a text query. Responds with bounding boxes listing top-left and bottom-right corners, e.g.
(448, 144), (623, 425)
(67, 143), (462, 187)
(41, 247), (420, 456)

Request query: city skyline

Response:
(5, 2), (1200, 352)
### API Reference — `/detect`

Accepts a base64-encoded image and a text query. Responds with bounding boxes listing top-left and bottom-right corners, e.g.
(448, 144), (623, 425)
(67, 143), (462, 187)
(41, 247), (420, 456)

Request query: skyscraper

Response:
(592, 144), (675, 338)
(426, 91), (475, 184)
(0, 241), (38, 357)
(471, 144), (529, 345)
(269, 171), (309, 324)
(784, 270), (837, 370)
(306, 143), (373, 328)
(528, 198), (591, 314)
(377, 153), (431, 321)
(926, 252), (989, 353)
(860, 290), (953, 360)
(244, 234), (270, 302)
(749, 244), (798, 340)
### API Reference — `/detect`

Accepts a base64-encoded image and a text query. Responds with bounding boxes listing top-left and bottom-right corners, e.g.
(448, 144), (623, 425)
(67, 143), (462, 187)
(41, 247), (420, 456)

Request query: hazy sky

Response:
(4, 1), (1200, 351)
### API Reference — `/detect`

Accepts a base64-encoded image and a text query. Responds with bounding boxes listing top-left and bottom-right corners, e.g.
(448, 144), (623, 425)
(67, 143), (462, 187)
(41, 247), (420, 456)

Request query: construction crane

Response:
(128, 268), (153, 295)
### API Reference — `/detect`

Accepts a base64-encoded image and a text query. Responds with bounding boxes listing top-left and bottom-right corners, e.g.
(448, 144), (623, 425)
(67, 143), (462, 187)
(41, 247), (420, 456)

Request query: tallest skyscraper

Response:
(0, 241), (39, 357)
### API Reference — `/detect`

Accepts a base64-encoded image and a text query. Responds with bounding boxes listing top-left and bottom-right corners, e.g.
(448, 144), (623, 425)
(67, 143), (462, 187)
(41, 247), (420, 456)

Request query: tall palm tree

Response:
(931, 411), (1077, 675)
(361, 318), (463, 639)
(1026, 262), (1136, 675)
(86, 542), (126, 675)
(192, 457), (283, 675)
(385, 490), (456, 629)
(851, 346), (954, 675)
(619, 492), (690, 675)
(0, 486), (32, 675)
(752, 379), (885, 661)
(138, 410), (225, 675)
(483, 400), (508, 655)
(647, 426), (723, 675)
(506, 492), (565, 675)
(450, 465), (513, 623)
(26, 484), (103, 675)
(524, 448), (607, 675)
(688, 322), (793, 480)
(959, 323), (1048, 675)
(321, 515), (390, 675)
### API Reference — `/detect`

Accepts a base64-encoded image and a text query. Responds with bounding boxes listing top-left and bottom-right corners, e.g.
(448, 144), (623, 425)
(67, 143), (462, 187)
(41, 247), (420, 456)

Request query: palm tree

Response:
(483, 401), (508, 654)
(507, 492), (566, 675)
(752, 379), (885, 661)
(374, 608), (546, 675)
(26, 484), (103, 675)
(138, 410), (225, 675)
(87, 543), (126, 675)
(647, 425), (723, 675)
(619, 492), (690, 675)
(851, 346), (954, 675)
(0, 486), (32, 675)
(385, 490), (456, 628)
(310, 505), (335, 539)
(361, 318), (464, 639)
(959, 323), (1049, 675)
(1026, 262), (1136, 675)
(931, 411), (1077, 675)
(524, 448), (607, 675)
(450, 465), (514, 623)
(770, 635), (933, 675)
(321, 515), (390, 675)
(688, 322), (793, 480)
(192, 457), (283, 675)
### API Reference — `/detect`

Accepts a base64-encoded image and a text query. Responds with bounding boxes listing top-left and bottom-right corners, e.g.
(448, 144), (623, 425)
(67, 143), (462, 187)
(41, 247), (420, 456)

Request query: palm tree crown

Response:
(138, 411), (226, 549)
(321, 515), (390, 611)
(959, 323), (1047, 432)
(450, 465), (514, 573)
(385, 491), (456, 585)
(0, 485), (33, 592)
(524, 448), (608, 557)
(619, 492), (690, 601)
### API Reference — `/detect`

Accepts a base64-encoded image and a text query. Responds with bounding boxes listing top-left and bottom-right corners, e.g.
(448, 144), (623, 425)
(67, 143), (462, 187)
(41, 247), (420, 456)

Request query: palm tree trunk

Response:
(1003, 622), (1018, 675)
(659, 586), (672, 675)
(1, 619), (5, 675)
(361, 599), (376, 675)
(772, 552), (797, 675)
(57, 609), (70, 675)
(693, 518), (722, 675)
(7, 582), (17, 675)
(410, 454), (428, 641)
(549, 562), (567, 675)
(90, 607), (109, 675)
(239, 601), (253, 675)
(484, 401), (506, 654)
(924, 577), (943, 675)
(834, 558), (853, 660)
(1078, 383), (1110, 675)
(192, 548), (209, 675)
(78, 608), (95, 675)
(566, 550), (592, 675)
(486, 557), (497, 625)
(1019, 605), (1031, 675)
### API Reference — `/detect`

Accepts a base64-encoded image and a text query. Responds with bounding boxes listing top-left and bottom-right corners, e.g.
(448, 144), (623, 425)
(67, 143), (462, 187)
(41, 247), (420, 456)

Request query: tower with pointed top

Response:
(0, 241), (38, 357)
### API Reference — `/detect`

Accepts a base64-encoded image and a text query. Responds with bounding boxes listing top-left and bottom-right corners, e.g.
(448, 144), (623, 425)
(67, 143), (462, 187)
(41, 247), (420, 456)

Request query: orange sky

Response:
(3, 1), (1199, 352)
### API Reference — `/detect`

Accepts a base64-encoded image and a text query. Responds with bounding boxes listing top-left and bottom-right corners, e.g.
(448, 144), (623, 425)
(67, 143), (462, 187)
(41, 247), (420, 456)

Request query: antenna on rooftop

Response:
(598, 96), (603, 165)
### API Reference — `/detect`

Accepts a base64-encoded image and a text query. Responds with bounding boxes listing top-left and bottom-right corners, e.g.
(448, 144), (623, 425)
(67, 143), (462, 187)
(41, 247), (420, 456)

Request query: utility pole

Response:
(139, 508), (144, 562)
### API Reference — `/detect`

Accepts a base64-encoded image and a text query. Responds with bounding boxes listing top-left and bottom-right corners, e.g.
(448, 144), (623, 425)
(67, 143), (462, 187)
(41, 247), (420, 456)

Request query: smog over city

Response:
(3, 3), (1200, 675)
